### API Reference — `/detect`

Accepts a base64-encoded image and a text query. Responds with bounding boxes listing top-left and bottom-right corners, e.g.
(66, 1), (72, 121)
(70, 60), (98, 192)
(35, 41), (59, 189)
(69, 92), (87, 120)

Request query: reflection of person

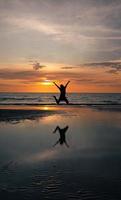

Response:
(53, 81), (70, 104)
(53, 126), (69, 147)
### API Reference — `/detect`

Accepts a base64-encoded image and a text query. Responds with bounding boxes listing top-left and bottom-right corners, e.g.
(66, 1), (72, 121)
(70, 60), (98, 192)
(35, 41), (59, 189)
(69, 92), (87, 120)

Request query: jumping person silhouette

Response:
(53, 126), (69, 147)
(53, 81), (70, 104)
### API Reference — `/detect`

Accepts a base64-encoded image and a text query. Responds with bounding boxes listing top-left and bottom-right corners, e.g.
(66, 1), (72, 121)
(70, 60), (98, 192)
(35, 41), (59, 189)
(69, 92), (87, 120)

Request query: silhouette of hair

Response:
(60, 84), (64, 88)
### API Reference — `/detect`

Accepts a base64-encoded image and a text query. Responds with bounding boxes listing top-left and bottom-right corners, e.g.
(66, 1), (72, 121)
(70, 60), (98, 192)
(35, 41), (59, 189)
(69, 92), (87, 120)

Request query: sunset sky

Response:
(0, 0), (121, 93)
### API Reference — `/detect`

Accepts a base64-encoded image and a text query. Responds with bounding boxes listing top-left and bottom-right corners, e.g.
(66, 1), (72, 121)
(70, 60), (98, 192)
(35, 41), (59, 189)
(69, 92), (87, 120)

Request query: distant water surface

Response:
(0, 93), (121, 105)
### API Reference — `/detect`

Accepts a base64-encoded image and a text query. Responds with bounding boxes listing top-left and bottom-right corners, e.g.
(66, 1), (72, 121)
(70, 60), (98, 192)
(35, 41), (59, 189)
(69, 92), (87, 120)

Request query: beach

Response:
(0, 105), (121, 200)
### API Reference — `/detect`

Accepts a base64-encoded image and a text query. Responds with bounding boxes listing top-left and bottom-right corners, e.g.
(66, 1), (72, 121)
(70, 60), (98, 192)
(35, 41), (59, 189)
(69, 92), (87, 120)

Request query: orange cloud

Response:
(0, 63), (121, 93)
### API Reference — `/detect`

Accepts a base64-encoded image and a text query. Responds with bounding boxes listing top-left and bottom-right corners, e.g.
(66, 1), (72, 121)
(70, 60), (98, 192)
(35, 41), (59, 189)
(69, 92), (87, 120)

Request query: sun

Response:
(41, 80), (53, 86)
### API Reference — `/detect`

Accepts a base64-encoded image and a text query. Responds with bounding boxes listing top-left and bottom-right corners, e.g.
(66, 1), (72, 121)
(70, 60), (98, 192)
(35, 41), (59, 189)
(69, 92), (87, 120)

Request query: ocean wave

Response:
(0, 93), (121, 105)
(0, 97), (42, 101)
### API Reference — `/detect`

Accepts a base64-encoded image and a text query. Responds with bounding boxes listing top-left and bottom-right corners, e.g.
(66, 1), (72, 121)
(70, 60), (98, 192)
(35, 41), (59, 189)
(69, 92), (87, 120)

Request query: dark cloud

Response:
(32, 62), (46, 70)
(106, 64), (121, 74)
(84, 61), (121, 67)
(0, 69), (43, 80)
(83, 61), (121, 74)
(61, 61), (121, 74)
(61, 66), (75, 69)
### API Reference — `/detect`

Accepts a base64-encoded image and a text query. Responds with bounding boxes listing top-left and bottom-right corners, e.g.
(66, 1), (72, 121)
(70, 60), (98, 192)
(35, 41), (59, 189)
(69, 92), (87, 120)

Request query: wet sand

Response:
(0, 105), (121, 199)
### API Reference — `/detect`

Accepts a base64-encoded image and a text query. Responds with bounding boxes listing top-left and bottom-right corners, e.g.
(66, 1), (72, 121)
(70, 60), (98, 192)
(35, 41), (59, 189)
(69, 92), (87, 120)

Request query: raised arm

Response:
(53, 126), (60, 133)
(53, 82), (60, 89)
(65, 81), (70, 88)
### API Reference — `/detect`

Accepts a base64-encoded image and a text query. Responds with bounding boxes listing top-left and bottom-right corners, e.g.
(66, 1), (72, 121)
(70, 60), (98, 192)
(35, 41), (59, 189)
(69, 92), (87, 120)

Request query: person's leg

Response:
(65, 97), (69, 105)
(53, 96), (59, 104)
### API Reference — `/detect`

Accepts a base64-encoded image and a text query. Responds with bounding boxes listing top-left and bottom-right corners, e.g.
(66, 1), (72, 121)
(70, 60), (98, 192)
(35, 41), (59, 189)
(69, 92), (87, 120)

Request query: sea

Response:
(0, 93), (121, 105)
